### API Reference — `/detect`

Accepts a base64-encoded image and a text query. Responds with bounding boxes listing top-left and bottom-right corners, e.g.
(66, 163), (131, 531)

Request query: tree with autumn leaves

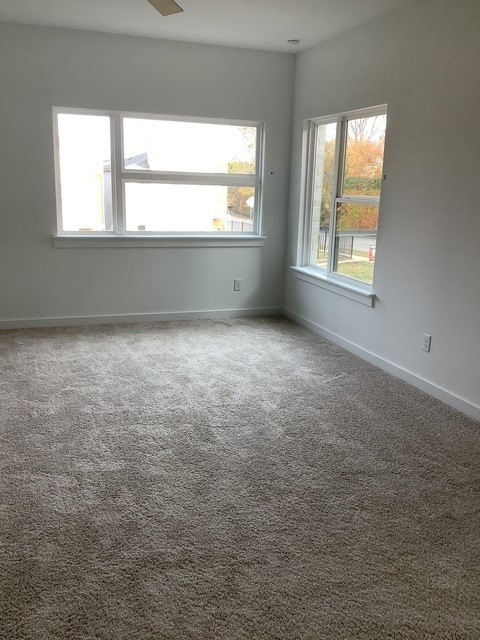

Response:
(340, 117), (385, 231)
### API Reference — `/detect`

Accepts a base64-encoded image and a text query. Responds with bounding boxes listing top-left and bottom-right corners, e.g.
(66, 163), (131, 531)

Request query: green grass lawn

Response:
(336, 260), (374, 284)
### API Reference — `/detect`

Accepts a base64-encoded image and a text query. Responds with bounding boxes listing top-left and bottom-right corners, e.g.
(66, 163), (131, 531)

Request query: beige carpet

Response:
(1, 316), (479, 639)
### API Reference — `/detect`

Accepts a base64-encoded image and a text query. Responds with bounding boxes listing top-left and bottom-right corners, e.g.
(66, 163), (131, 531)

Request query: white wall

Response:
(0, 23), (294, 323)
(285, 0), (480, 417)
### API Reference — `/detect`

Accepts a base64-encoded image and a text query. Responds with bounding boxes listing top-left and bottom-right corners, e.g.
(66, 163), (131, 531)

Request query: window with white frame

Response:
(301, 105), (387, 289)
(53, 109), (263, 236)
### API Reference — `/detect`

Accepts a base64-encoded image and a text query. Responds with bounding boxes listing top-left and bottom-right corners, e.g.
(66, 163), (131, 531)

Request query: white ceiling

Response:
(0, 0), (412, 52)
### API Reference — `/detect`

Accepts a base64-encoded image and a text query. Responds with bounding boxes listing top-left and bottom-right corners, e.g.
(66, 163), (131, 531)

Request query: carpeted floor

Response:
(1, 316), (480, 639)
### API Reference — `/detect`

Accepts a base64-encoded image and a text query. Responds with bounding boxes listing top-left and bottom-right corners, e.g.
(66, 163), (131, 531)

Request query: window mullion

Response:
(336, 196), (380, 206)
(327, 116), (346, 274)
(254, 122), (264, 236)
(302, 122), (317, 266)
(120, 172), (256, 187)
(52, 109), (64, 234)
(112, 112), (125, 235)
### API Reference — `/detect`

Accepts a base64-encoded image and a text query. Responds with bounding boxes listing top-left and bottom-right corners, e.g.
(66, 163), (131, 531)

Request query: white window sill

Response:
(290, 266), (375, 307)
(53, 235), (266, 249)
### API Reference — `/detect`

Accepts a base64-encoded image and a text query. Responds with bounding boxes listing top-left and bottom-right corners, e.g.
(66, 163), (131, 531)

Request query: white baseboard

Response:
(0, 307), (283, 330)
(284, 308), (480, 423)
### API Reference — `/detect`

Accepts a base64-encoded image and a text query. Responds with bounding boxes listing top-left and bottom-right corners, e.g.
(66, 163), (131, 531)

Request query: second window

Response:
(303, 105), (387, 288)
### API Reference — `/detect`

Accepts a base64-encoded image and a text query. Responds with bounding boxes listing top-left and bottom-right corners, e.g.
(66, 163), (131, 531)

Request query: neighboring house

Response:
(101, 152), (151, 231)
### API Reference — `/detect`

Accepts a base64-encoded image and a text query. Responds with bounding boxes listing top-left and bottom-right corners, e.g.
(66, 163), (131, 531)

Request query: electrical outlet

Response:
(233, 278), (242, 292)
(422, 333), (432, 353)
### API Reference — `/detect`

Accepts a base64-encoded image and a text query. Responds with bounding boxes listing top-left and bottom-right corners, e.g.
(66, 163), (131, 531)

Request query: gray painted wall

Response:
(0, 23), (294, 322)
(285, 0), (480, 414)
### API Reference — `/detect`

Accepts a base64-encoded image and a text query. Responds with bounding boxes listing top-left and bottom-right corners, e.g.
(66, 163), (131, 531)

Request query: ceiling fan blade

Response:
(147, 0), (184, 16)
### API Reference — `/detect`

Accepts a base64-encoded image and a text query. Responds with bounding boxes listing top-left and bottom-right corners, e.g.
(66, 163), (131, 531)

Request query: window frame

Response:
(52, 107), (265, 240)
(297, 104), (387, 297)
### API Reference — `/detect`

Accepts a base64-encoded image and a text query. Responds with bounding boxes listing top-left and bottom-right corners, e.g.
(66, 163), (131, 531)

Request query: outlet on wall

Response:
(233, 278), (242, 292)
(422, 333), (432, 353)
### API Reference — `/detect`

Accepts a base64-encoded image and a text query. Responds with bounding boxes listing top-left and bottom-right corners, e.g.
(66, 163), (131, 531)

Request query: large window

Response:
(301, 105), (387, 289)
(53, 109), (263, 236)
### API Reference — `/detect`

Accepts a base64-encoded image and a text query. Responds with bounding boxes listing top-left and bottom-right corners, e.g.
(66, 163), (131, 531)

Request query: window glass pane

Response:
(57, 114), (113, 232)
(125, 183), (255, 233)
(333, 202), (379, 285)
(308, 121), (337, 269)
(342, 114), (386, 197)
(123, 119), (257, 175)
